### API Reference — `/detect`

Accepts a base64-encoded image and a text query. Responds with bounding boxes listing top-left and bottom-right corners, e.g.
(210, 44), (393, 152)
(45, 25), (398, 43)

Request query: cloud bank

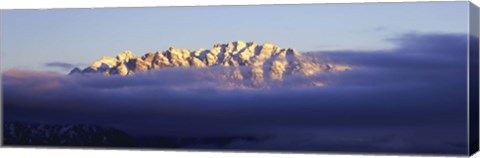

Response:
(2, 33), (471, 154)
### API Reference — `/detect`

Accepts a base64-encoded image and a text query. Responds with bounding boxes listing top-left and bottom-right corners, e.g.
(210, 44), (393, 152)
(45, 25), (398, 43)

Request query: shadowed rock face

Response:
(70, 41), (351, 83)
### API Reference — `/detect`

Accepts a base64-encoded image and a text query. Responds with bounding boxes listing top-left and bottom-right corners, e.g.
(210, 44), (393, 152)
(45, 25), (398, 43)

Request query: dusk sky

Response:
(0, 2), (469, 72)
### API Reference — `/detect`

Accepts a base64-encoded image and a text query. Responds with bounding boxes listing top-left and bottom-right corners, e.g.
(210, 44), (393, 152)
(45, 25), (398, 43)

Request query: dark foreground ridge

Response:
(3, 122), (268, 149)
(3, 122), (136, 147)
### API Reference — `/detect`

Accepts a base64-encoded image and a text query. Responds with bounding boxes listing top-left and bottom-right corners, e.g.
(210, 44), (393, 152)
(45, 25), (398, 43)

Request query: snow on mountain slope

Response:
(70, 41), (351, 87)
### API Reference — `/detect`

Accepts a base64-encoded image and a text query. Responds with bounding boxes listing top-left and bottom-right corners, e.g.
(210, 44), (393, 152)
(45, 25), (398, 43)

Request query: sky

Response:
(0, 1), (470, 72)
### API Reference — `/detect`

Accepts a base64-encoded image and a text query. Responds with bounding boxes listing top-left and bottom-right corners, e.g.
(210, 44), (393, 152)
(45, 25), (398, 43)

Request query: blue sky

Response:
(0, 2), (469, 72)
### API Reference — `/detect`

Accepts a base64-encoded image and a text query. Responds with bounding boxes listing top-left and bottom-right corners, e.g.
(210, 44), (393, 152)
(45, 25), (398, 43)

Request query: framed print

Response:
(1, 1), (479, 156)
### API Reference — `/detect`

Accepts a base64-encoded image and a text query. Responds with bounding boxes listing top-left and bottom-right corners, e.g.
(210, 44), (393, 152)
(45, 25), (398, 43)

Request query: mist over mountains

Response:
(2, 33), (472, 154)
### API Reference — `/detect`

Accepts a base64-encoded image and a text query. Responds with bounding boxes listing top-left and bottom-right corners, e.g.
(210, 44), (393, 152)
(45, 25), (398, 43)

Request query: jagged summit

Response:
(70, 41), (350, 84)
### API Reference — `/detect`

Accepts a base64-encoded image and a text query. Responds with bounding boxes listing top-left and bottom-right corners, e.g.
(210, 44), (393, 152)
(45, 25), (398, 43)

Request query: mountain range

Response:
(70, 41), (351, 86)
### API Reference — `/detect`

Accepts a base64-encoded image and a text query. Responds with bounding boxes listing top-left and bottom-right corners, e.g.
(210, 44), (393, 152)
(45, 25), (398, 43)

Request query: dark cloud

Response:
(2, 33), (472, 154)
(374, 26), (386, 32)
(44, 62), (80, 70)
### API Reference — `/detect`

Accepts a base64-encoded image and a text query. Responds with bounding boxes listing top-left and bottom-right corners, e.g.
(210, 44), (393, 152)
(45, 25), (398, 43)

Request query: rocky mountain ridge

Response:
(70, 41), (351, 84)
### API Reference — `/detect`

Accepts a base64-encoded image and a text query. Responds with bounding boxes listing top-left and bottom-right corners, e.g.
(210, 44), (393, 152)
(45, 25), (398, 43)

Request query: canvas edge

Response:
(468, 1), (480, 156)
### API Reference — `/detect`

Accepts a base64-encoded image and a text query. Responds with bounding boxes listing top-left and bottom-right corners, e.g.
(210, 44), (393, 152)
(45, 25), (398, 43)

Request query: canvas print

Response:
(1, 1), (479, 156)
